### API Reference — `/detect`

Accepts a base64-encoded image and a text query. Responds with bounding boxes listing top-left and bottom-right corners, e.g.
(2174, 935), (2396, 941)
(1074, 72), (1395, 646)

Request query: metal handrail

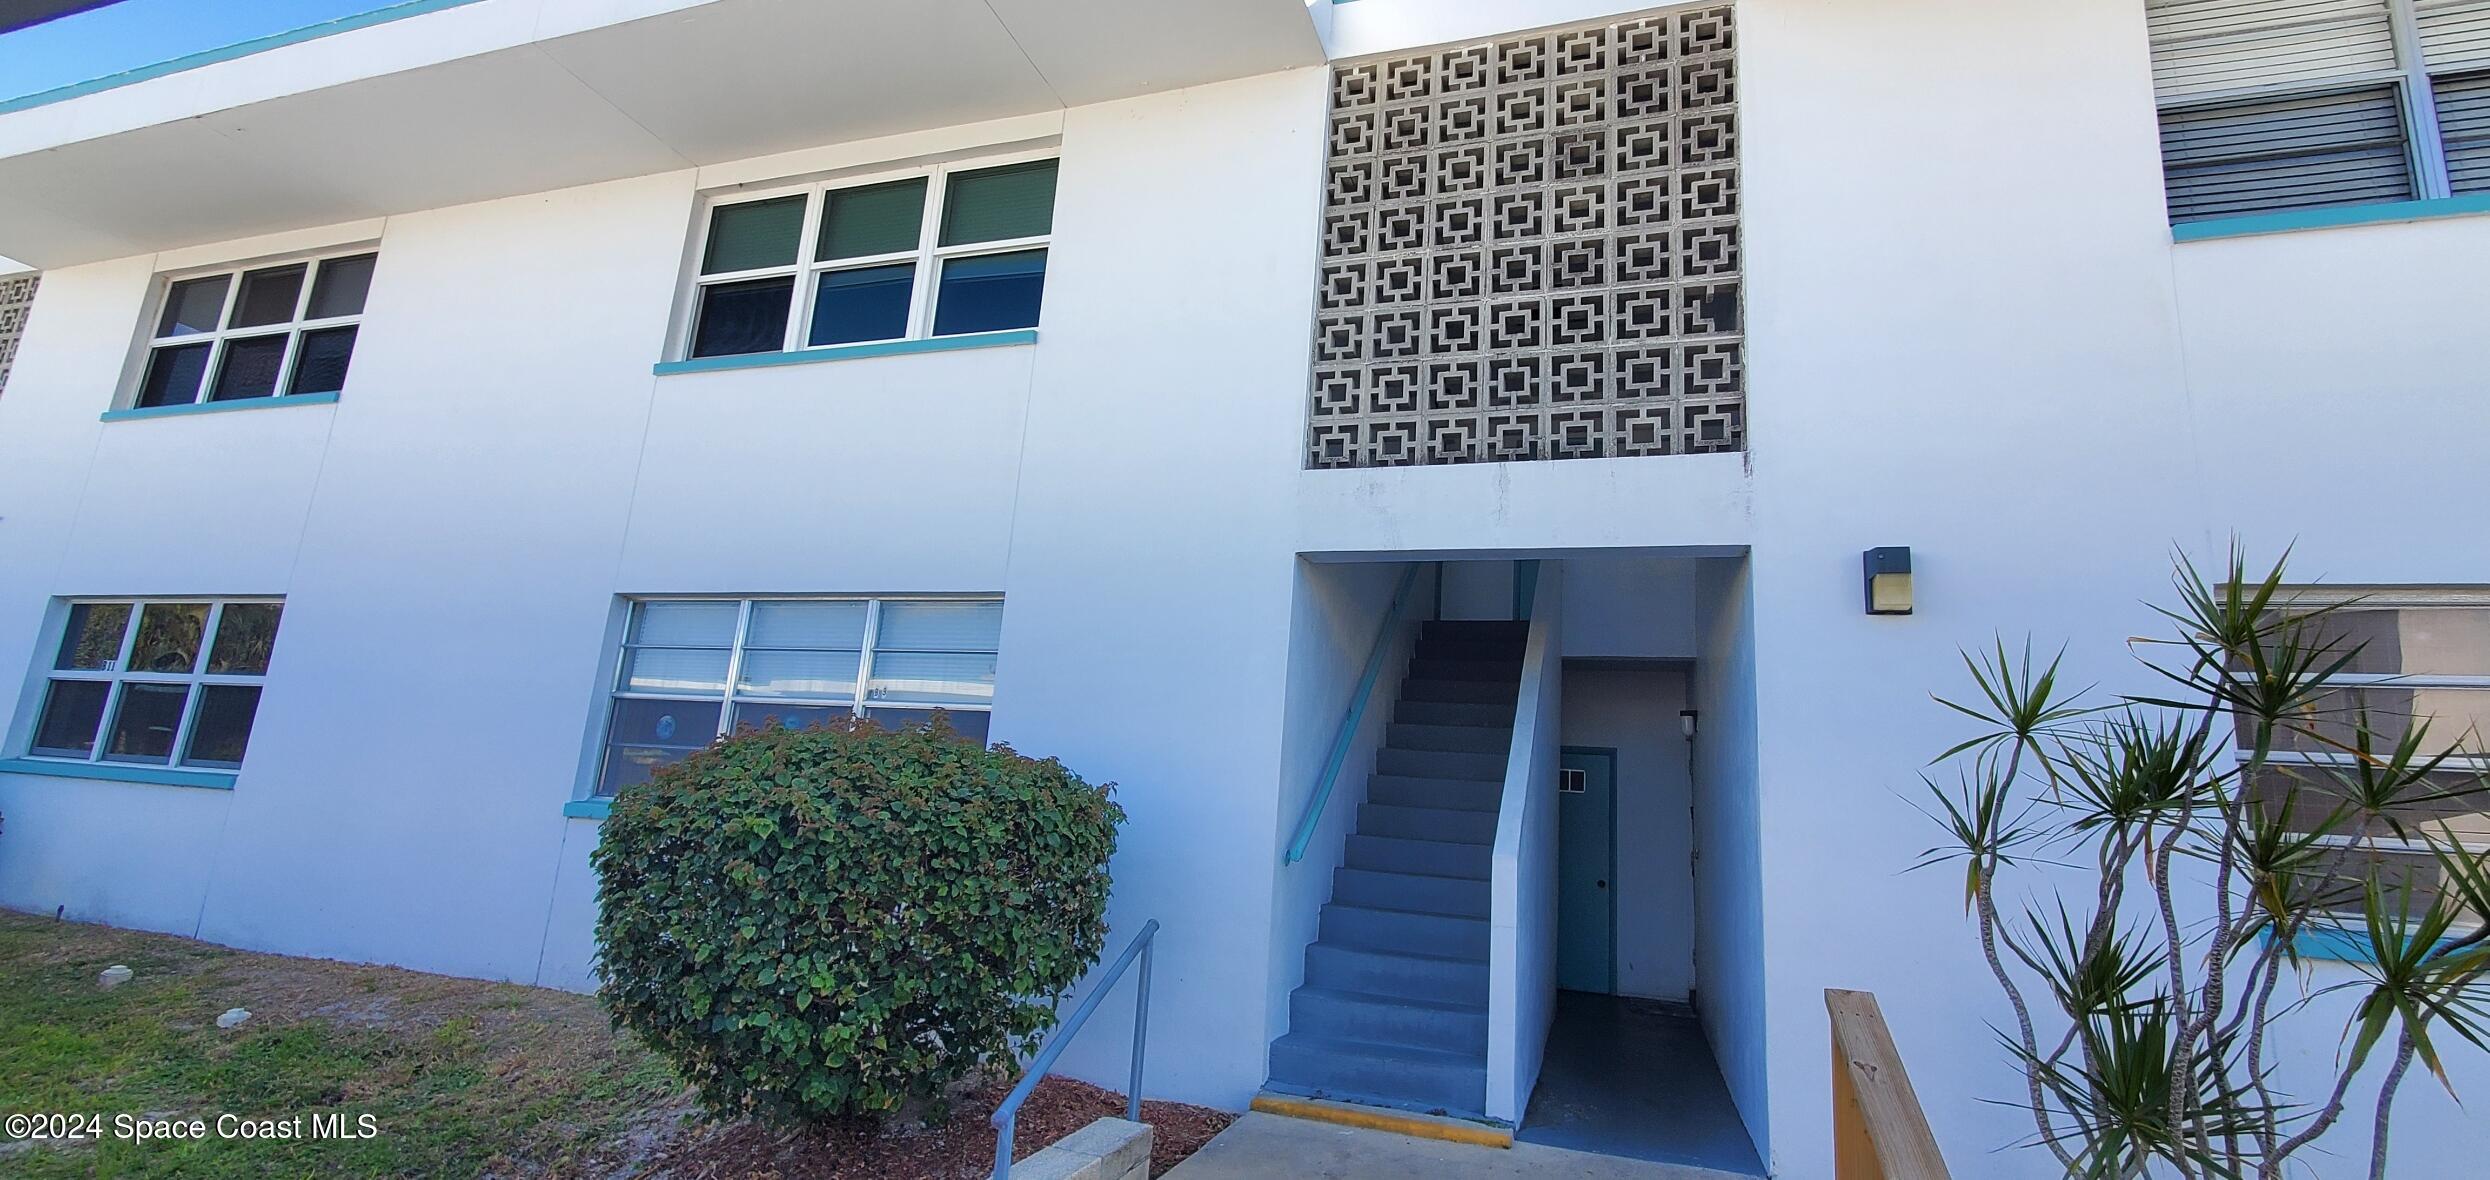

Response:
(1284, 563), (1421, 864)
(989, 919), (1160, 1180)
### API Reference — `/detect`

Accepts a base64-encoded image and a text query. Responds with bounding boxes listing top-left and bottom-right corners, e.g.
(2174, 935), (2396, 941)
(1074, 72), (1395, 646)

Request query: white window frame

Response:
(668, 149), (1058, 362)
(13, 596), (285, 771)
(595, 594), (1003, 796)
(121, 245), (379, 411)
(2151, 0), (2481, 215)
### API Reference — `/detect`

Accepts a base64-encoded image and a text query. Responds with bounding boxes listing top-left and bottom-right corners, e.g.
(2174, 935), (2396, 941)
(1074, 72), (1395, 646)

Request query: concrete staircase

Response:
(1267, 619), (1527, 1119)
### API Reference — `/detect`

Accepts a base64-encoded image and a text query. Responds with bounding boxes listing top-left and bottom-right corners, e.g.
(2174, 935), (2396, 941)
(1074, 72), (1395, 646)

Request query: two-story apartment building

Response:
(1, 0), (2486, 1174)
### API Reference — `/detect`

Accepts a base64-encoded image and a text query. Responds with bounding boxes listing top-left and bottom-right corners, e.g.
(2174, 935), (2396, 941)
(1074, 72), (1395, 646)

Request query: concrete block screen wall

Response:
(1308, 6), (1744, 467)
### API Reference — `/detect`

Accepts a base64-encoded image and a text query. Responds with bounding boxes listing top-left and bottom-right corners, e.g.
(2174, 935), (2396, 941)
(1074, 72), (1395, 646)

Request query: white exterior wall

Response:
(0, 0), (2485, 1172)
(0, 71), (1336, 1112)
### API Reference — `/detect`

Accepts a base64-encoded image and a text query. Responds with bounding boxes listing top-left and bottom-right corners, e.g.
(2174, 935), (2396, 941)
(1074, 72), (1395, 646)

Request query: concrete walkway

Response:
(1165, 1113), (1758, 1179)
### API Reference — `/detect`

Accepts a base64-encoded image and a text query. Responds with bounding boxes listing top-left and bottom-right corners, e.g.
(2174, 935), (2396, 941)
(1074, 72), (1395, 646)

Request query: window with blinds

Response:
(2148, 0), (2490, 224)
(2246, 593), (2490, 925)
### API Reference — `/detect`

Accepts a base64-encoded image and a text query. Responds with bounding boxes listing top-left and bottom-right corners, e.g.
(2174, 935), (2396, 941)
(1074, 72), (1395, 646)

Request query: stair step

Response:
(1356, 802), (1497, 845)
(1406, 657), (1522, 684)
(1322, 902), (1491, 958)
(1385, 722), (1513, 754)
(1414, 638), (1528, 664)
(1331, 866), (1491, 918)
(1305, 942), (1488, 1004)
(1366, 774), (1501, 813)
(1267, 1031), (1487, 1116)
(1399, 678), (1519, 706)
(1422, 620), (1528, 642)
(1394, 699), (1516, 728)
(1289, 986), (1489, 1054)
(1377, 746), (1505, 782)
(1345, 834), (1492, 879)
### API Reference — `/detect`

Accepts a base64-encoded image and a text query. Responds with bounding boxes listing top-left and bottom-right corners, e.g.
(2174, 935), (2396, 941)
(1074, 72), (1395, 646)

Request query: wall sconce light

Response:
(1863, 547), (1913, 615)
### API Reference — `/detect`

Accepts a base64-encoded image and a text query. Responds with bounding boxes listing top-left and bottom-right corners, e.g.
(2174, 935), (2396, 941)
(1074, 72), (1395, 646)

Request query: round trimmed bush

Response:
(591, 714), (1121, 1123)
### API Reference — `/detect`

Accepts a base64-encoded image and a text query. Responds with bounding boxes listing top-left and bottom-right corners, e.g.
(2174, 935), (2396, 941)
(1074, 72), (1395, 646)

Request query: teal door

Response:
(1556, 749), (1616, 993)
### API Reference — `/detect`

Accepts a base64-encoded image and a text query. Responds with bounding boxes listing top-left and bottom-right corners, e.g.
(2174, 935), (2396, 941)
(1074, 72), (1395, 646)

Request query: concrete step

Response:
(1321, 902), (1491, 958)
(1385, 722), (1512, 754)
(1421, 620), (1527, 643)
(1344, 834), (1491, 879)
(1288, 986), (1489, 1054)
(1266, 1031), (1488, 1116)
(1356, 802), (1497, 845)
(1366, 773), (1501, 813)
(1413, 638), (1528, 664)
(1393, 698), (1515, 728)
(1376, 746), (1505, 782)
(1304, 942), (1489, 1006)
(1406, 657), (1522, 684)
(1330, 866), (1490, 918)
(1398, 678), (1519, 706)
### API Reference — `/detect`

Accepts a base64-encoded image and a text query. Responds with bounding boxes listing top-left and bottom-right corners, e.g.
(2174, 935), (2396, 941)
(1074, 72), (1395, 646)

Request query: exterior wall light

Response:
(1863, 547), (1913, 615)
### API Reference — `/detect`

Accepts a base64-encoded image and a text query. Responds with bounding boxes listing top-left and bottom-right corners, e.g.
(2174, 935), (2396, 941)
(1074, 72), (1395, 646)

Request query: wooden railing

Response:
(1827, 989), (1950, 1180)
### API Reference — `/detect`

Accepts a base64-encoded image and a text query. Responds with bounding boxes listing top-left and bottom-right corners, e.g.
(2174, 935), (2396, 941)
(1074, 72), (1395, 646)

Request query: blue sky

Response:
(0, 0), (400, 104)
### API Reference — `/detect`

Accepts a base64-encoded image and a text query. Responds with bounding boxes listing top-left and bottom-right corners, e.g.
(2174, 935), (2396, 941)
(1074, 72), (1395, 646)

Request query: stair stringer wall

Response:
(1264, 560), (1439, 1063)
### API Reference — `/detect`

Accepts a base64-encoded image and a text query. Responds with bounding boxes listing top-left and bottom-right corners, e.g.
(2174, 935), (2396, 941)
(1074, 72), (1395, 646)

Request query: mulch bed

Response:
(639, 1074), (1235, 1179)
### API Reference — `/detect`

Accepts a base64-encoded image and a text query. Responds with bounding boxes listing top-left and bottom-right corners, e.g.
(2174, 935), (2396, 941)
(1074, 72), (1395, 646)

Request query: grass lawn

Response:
(0, 912), (1233, 1178)
(0, 910), (686, 1177)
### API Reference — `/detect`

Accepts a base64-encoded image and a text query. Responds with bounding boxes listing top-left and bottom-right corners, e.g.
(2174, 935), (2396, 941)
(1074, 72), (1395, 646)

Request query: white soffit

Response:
(0, 0), (1323, 268)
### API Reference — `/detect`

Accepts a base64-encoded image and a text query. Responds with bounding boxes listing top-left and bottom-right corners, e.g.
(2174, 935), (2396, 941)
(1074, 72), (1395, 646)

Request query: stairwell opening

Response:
(1265, 553), (1766, 1171)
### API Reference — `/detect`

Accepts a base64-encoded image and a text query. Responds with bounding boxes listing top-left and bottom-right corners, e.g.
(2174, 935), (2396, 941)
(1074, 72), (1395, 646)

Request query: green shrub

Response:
(591, 714), (1122, 1123)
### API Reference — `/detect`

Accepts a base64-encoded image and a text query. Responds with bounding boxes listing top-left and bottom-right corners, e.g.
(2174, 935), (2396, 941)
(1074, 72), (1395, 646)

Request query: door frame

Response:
(1559, 745), (1620, 995)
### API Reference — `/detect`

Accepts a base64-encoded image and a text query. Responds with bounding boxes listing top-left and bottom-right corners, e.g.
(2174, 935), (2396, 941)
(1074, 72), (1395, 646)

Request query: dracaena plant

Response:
(1919, 544), (2490, 1179)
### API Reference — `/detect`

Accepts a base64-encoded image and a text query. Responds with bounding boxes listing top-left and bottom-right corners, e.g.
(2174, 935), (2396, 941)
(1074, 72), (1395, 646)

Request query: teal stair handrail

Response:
(1284, 563), (1420, 865)
(989, 919), (1157, 1180)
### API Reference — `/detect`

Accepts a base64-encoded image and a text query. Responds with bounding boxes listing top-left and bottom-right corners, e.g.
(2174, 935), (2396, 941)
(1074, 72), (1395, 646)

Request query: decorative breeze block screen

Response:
(0, 272), (34, 395)
(1309, 6), (1742, 469)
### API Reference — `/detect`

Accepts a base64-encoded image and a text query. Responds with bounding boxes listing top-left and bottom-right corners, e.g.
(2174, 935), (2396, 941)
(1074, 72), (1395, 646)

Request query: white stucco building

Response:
(2, 0), (2487, 1174)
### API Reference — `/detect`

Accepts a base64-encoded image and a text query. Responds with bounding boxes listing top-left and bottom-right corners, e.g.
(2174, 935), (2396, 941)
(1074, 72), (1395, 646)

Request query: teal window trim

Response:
(0, 756), (236, 791)
(563, 798), (612, 820)
(101, 391), (340, 423)
(0, 0), (493, 116)
(2172, 194), (2490, 243)
(652, 329), (1035, 376)
(2263, 925), (2471, 965)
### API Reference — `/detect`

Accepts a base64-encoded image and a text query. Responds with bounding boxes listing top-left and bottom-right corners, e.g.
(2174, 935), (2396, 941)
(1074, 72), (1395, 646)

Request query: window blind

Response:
(2159, 85), (2415, 218)
(2437, 70), (2490, 190)
(2418, 0), (2490, 69)
(2148, 0), (2399, 101)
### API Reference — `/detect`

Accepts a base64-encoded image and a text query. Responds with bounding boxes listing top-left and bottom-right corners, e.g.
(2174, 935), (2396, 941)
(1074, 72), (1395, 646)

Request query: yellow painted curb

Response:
(1250, 1093), (1514, 1149)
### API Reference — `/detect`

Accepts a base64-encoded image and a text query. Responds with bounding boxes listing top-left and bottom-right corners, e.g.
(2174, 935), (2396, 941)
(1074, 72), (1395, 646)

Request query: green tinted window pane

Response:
(702, 195), (806, 275)
(103, 682), (188, 764)
(689, 276), (794, 358)
(209, 334), (289, 402)
(232, 264), (307, 327)
(818, 178), (927, 261)
(158, 276), (230, 336)
(56, 602), (132, 670)
(32, 680), (110, 757)
(288, 326), (357, 395)
(308, 254), (377, 318)
(940, 160), (1059, 245)
(131, 602), (210, 673)
(182, 684), (263, 769)
(207, 603), (283, 675)
(137, 343), (211, 408)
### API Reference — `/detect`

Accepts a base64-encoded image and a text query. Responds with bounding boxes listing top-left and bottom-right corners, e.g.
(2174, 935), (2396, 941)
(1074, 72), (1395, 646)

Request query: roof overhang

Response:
(0, 0), (1326, 269)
